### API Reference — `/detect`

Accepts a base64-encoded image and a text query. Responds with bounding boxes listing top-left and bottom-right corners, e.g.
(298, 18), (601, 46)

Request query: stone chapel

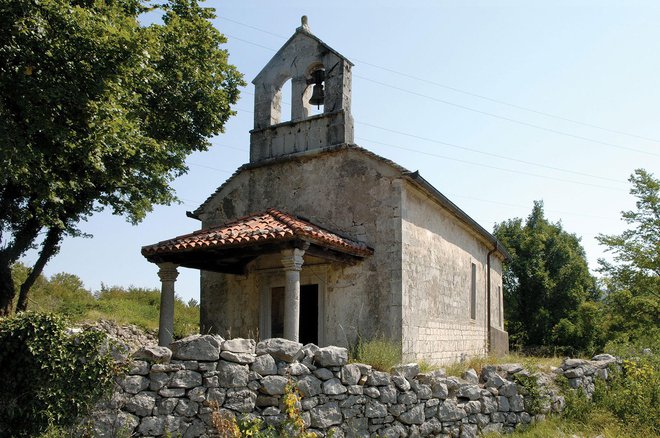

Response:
(142, 17), (509, 365)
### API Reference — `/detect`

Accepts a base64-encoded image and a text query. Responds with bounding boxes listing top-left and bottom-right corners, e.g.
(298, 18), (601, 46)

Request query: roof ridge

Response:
(266, 208), (307, 237)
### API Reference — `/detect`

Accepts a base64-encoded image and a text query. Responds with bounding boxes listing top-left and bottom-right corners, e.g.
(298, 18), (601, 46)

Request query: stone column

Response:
(157, 262), (179, 346)
(281, 248), (305, 342)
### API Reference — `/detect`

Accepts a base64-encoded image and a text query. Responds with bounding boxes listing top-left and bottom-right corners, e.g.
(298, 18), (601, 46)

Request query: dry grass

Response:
(444, 353), (563, 377)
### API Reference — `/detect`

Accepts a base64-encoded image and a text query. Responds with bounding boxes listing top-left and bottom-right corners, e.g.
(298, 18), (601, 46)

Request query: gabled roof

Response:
(252, 25), (353, 85)
(142, 208), (373, 259)
(189, 144), (509, 261)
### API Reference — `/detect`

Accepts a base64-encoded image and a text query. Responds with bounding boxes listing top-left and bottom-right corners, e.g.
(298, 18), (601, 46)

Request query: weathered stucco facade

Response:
(192, 146), (506, 364)
(142, 17), (508, 365)
(196, 148), (405, 348)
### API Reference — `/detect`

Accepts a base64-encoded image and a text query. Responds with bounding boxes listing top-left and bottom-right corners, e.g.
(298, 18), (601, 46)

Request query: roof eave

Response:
(402, 171), (511, 261)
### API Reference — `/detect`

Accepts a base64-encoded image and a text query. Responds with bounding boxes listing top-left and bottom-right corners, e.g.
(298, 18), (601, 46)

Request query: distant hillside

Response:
(11, 263), (199, 339)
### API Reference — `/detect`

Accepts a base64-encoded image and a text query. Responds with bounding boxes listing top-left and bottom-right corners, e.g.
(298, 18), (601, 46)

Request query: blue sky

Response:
(24, 1), (660, 303)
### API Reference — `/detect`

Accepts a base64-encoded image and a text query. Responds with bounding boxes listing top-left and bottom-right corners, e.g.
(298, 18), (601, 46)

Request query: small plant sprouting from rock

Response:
(512, 372), (548, 415)
(210, 381), (313, 437)
(281, 380), (315, 438)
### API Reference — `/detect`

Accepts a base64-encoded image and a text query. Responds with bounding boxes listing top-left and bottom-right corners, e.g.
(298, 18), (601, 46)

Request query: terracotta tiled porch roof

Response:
(141, 208), (373, 258)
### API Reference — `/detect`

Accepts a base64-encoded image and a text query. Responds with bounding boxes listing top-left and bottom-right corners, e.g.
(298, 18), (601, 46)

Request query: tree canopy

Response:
(494, 201), (598, 351)
(0, 0), (245, 314)
(596, 169), (660, 345)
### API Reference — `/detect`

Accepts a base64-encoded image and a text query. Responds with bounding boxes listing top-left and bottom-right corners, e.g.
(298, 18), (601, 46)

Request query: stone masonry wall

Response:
(400, 183), (505, 364)
(93, 335), (617, 438)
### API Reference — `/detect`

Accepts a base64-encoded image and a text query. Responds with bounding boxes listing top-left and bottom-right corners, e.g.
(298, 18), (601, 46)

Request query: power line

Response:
(445, 193), (619, 221)
(234, 92), (626, 184)
(229, 106), (626, 190)
(356, 135), (624, 185)
(358, 136), (624, 191)
(353, 60), (660, 145)
(188, 162), (234, 173)
(220, 17), (660, 146)
(355, 75), (660, 157)
(226, 32), (659, 158)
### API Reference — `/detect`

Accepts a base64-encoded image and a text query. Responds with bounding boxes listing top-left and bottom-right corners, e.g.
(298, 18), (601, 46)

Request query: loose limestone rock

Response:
(169, 335), (221, 361)
(392, 363), (420, 380)
(222, 338), (256, 353)
(399, 405), (424, 425)
(310, 402), (343, 428)
(457, 384), (481, 400)
(220, 351), (256, 364)
(224, 389), (257, 413)
(314, 367), (335, 380)
(252, 354), (277, 376)
(256, 338), (303, 362)
(367, 370), (391, 386)
(216, 361), (249, 388)
(297, 374), (323, 397)
(133, 346), (172, 363)
(260, 375), (289, 395)
(323, 378), (347, 395)
(431, 380), (449, 400)
(314, 346), (348, 367)
(170, 370), (203, 388)
(120, 375), (150, 394)
(125, 392), (157, 417)
(137, 416), (164, 436)
(340, 363), (361, 385)
(437, 399), (466, 422)
(462, 369), (479, 384)
(365, 400), (387, 418)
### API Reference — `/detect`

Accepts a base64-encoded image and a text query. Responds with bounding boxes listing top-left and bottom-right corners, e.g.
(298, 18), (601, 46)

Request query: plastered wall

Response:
(400, 184), (504, 364)
(198, 148), (404, 349)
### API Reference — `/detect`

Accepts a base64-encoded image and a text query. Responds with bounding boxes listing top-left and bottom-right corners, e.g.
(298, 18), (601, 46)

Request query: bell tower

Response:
(250, 16), (354, 163)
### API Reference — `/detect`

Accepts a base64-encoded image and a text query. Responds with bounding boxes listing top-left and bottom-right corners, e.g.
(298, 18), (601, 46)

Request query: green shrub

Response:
(559, 343), (659, 436)
(349, 336), (401, 371)
(512, 373), (548, 415)
(593, 357), (659, 434)
(0, 312), (120, 436)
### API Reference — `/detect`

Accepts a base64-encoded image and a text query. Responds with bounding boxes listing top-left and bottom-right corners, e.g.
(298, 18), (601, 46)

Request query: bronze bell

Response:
(308, 69), (325, 108)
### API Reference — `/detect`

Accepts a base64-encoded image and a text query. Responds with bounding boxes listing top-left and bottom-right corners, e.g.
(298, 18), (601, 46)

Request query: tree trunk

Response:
(0, 218), (43, 316)
(0, 259), (16, 316)
(16, 227), (63, 313)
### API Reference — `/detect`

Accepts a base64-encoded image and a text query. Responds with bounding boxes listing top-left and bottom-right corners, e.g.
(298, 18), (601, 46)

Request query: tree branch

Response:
(16, 227), (64, 312)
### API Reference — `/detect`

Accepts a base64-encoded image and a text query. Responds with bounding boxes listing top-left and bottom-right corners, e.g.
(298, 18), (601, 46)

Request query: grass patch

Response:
(482, 409), (635, 438)
(444, 353), (563, 377)
(349, 337), (401, 371)
(13, 264), (199, 339)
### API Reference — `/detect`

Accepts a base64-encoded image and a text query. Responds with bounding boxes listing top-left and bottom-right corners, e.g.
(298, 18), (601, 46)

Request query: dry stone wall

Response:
(92, 335), (618, 438)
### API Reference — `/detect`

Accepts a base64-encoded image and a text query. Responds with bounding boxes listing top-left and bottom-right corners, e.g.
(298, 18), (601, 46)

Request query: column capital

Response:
(157, 262), (179, 282)
(281, 248), (305, 271)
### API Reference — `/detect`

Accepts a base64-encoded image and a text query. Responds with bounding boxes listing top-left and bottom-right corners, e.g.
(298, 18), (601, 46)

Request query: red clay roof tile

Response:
(141, 208), (372, 258)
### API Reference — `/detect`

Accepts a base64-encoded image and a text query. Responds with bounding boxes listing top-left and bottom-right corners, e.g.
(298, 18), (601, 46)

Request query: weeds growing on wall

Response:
(560, 345), (660, 435)
(0, 312), (121, 437)
(349, 336), (401, 371)
(211, 380), (314, 437)
(511, 373), (548, 416)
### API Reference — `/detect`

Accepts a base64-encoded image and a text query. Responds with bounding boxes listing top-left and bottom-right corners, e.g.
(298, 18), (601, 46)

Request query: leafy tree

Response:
(0, 312), (120, 436)
(0, 0), (244, 315)
(494, 201), (598, 350)
(596, 169), (660, 343)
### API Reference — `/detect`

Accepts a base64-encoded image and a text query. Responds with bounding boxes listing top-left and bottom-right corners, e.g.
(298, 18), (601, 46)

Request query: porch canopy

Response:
(141, 208), (372, 345)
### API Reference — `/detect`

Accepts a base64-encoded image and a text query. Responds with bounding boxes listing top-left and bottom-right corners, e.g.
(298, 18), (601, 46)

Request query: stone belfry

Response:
(250, 16), (354, 163)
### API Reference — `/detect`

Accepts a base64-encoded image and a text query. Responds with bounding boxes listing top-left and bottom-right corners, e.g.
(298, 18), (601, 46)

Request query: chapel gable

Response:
(250, 16), (354, 163)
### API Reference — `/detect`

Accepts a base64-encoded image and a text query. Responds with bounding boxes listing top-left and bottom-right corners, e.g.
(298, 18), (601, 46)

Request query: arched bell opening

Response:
(302, 64), (325, 118)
